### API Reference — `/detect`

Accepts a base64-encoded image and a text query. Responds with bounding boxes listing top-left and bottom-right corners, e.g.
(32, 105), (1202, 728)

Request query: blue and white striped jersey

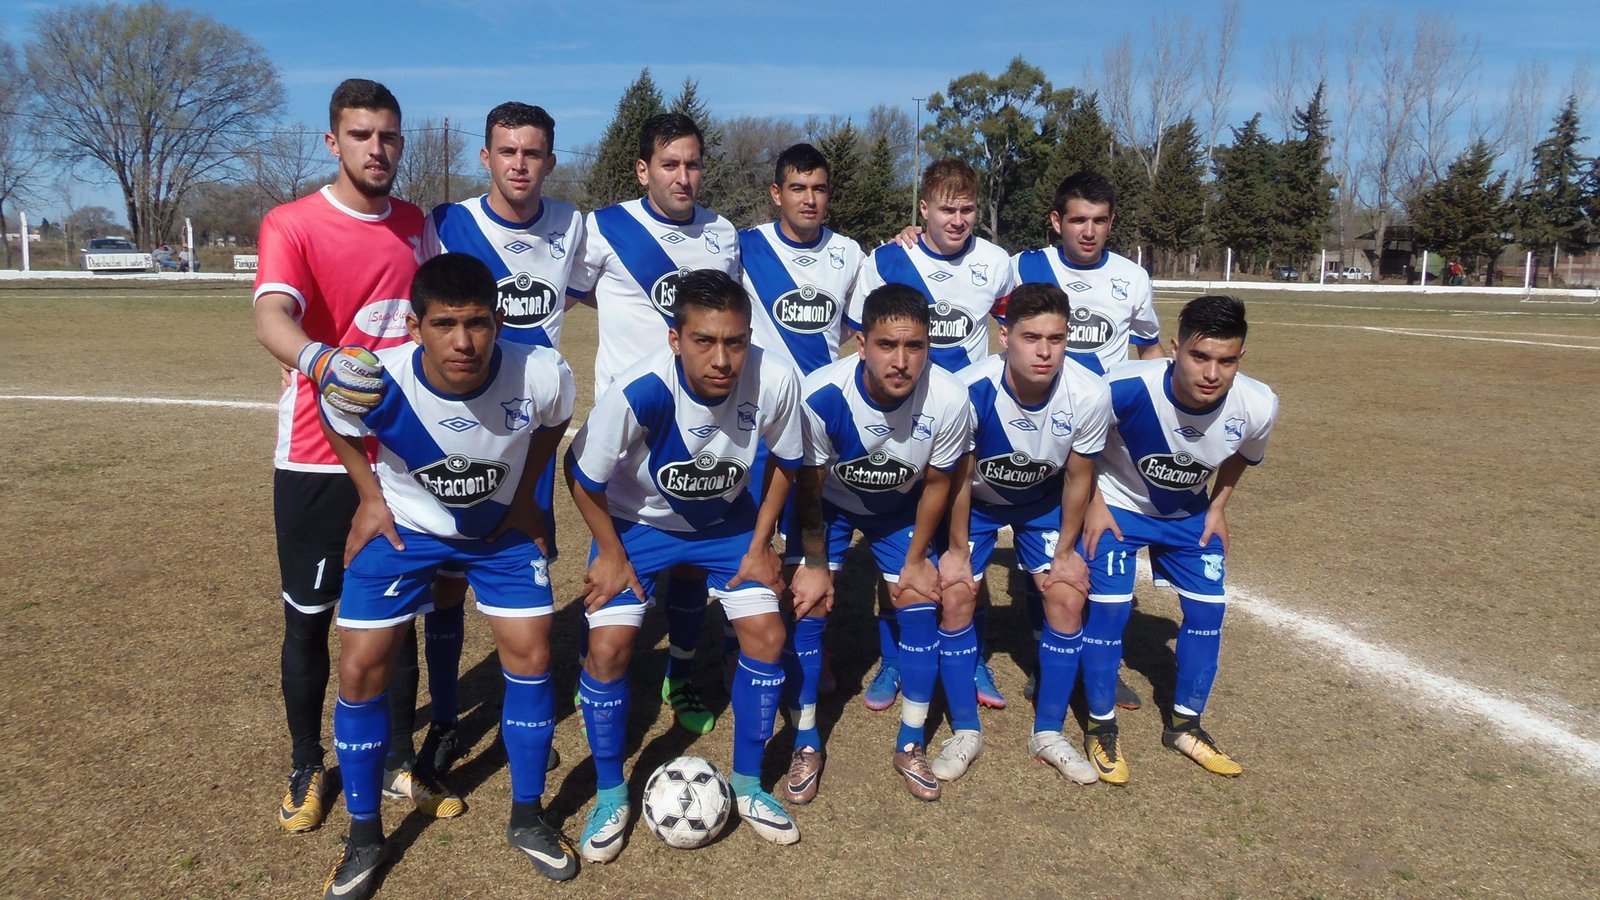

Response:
(422, 195), (586, 350)
(800, 356), (971, 520)
(962, 354), (1111, 509)
(568, 345), (802, 533)
(571, 198), (740, 393)
(740, 222), (864, 375)
(322, 341), (575, 540)
(847, 236), (1016, 374)
(1096, 359), (1278, 519)
(1009, 248), (1160, 375)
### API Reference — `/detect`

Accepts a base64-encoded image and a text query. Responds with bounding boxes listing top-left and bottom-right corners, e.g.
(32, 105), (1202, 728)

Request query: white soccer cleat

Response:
(929, 729), (984, 782)
(1029, 730), (1098, 785)
(735, 790), (800, 845)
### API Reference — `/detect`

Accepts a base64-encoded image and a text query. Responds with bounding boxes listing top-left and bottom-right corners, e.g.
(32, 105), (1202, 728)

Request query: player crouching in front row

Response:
(318, 253), (578, 898)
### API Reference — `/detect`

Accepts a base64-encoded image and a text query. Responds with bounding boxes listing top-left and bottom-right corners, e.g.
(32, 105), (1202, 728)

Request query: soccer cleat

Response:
(1029, 731), (1098, 785)
(579, 796), (632, 864)
(382, 762), (466, 818)
(1084, 723), (1130, 786)
(783, 747), (824, 805)
(662, 677), (717, 735)
(508, 817), (579, 882)
(975, 661), (1007, 709)
(892, 744), (942, 801)
(322, 837), (385, 900)
(277, 764), (329, 833)
(930, 729), (984, 782)
(1163, 725), (1244, 777)
(1116, 672), (1143, 710)
(417, 724), (461, 775)
(862, 662), (901, 711)
(736, 789), (801, 845)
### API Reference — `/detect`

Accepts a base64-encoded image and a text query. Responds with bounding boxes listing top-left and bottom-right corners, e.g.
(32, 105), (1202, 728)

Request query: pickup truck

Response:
(1338, 266), (1371, 280)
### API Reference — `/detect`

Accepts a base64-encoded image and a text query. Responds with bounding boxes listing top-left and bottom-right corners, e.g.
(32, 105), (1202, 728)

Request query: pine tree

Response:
(849, 134), (904, 247)
(1408, 140), (1510, 279)
(1211, 114), (1279, 273)
(584, 69), (664, 208)
(1277, 82), (1335, 265)
(1140, 118), (1207, 274)
(1514, 95), (1593, 284)
(668, 77), (729, 212)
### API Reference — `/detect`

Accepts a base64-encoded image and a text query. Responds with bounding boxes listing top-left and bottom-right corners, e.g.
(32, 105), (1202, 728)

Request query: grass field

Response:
(2, 280), (1599, 898)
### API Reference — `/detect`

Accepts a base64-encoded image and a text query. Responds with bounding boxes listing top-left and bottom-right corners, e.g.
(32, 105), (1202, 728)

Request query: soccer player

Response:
(252, 78), (448, 834)
(1077, 294), (1278, 784)
(848, 158), (1016, 711)
(787, 284), (973, 803)
(565, 269), (803, 862)
(318, 253), (578, 896)
(415, 101), (587, 777)
(1010, 170), (1165, 709)
(569, 112), (741, 736)
(949, 283), (1111, 785)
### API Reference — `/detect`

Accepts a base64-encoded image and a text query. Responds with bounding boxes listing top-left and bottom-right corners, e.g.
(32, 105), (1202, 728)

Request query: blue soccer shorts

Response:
(1078, 506), (1226, 603)
(969, 497), (1068, 580)
(337, 527), (554, 628)
(585, 517), (778, 629)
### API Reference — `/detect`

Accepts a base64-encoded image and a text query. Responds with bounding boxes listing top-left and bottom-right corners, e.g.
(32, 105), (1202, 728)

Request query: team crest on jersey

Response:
(929, 301), (974, 346)
(1050, 411), (1073, 436)
(1201, 553), (1224, 581)
(833, 449), (916, 492)
(657, 451), (748, 501)
(1068, 306), (1114, 351)
(864, 423), (894, 437)
(548, 230), (567, 258)
(1224, 416), (1245, 441)
(1173, 425), (1206, 440)
(978, 451), (1057, 489)
(439, 416), (479, 433)
(688, 424), (719, 438)
(650, 266), (694, 317)
(969, 263), (989, 286)
(1008, 417), (1038, 432)
(912, 414), (934, 441)
(773, 285), (838, 334)
(1064, 280), (1092, 293)
(503, 239), (534, 255)
(704, 232), (721, 254)
(794, 255), (816, 267)
(927, 270), (953, 283)
(1110, 278), (1129, 301)
(414, 454), (510, 507)
(499, 273), (560, 330)
(736, 402), (758, 432)
(829, 247), (845, 269)
(1137, 451), (1214, 491)
(502, 398), (533, 431)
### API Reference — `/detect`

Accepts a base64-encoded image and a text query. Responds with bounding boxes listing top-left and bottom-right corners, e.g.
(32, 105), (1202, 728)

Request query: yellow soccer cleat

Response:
(1084, 725), (1131, 786)
(383, 763), (467, 818)
(276, 764), (329, 833)
(1163, 726), (1244, 777)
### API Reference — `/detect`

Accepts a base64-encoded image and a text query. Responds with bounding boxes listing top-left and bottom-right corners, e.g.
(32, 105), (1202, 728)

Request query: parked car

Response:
(85, 237), (138, 252)
(82, 236), (150, 272)
(1339, 266), (1371, 280)
(1272, 265), (1300, 282)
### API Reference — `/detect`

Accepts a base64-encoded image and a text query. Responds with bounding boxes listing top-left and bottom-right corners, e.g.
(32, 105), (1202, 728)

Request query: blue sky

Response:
(3, 0), (1595, 222)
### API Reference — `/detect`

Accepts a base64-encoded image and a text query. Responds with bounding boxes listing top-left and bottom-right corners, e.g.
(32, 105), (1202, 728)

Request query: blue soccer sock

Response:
(424, 604), (465, 727)
(1080, 599), (1132, 719)
(894, 604), (939, 749)
(1033, 625), (1083, 733)
(877, 610), (900, 667)
(501, 670), (555, 804)
(333, 693), (390, 824)
(731, 653), (784, 779)
(1173, 596), (1227, 717)
(663, 573), (708, 681)
(783, 616), (826, 751)
(937, 623), (980, 732)
(1024, 578), (1045, 641)
(579, 670), (630, 791)
(730, 772), (762, 799)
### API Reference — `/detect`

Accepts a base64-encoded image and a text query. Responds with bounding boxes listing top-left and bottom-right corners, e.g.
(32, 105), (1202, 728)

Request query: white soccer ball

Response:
(641, 756), (732, 849)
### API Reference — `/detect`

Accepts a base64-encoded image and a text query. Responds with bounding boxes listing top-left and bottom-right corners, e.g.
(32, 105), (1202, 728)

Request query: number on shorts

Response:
(1103, 549), (1129, 577)
(313, 557), (327, 590)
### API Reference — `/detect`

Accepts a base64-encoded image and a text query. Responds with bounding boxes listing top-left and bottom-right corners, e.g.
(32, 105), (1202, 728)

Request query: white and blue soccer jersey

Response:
(1010, 248), (1160, 374)
(962, 354), (1112, 510)
(848, 236), (1017, 374)
(322, 342), (576, 540)
(568, 345), (802, 533)
(570, 198), (740, 392)
(801, 356), (972, 520)
(422, 195), (586, 350)
(1096, 359), (1278, 519)
(740, 222), (864, 375)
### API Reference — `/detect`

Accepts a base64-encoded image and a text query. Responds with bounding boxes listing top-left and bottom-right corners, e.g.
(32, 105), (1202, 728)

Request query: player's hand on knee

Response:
(1083, 495), (1122, 560)
(345, 497), (404, 566)
(1044, 549), (1090, 595)
(300, 342), (385, 415)
(937, 548), (977, 596)
(731, 544), (783, 596)
(583, 552), (643, 612)
(790, 566), (834, 620)
(488, 496), (546, 553)
(895, 557), (941, 605)
(1201, 506), (1230, 555)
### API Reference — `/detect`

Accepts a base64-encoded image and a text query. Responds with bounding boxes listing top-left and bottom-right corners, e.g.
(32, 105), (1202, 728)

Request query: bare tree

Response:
(1265, 33), (1327, 139)
(1200, 0), (1241, 166)
(1331, 23), (1370, 263)
(0, 29), (43, 268)
(394, 118), (468, 213)
(1407, 14), (1481, 185)
(1491, 62), (1550, 192)
(251, 124), (329, 206)
(1356, 18), (1429, 278)
(1097, 20), (1202, 183)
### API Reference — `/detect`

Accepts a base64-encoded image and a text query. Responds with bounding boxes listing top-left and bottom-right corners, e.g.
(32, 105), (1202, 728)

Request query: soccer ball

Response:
(641, 756), (732, 849)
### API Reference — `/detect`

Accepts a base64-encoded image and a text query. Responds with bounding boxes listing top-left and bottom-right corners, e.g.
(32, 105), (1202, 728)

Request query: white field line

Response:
(1261, 322), (1600, 350)
(7, 391), (1600, 779)
(1152, 295), (1600, 319)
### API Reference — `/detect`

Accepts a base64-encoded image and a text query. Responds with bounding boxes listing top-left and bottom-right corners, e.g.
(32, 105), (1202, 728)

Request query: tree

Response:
(24, 1), (283, 247)
(585, 69), (663, 207)
(1513, 96), (1594, 284)
(1008, 92), (1118, 253)
(1211, 115), (1280, 273)
(1140, 118), (1207, 274)
(250, 124), (328, 206)
(393, 117), (468, 213)
(66, 205), (121, 238)
(705, 115), (802, 228)
(0, 28), (43, 268)
(1278, 83), (1337, 264)
(1407, 140), (1509, 279)
(824, 122), (901, 247)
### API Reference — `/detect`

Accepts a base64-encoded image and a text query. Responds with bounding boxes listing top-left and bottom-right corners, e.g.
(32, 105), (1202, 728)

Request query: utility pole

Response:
(912, 97), (926, 224)
(443, 117), (451, 204)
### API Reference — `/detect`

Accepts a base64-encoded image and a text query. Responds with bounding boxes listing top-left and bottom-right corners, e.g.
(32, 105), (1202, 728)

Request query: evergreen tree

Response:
(1139, 118), (1207, 274)
(847, 133), (903, 247)
(1211, 114), (1279, 273)
(1514, 95), (1593, 283)
(668, 77), (729, 212)
(817, 120), (865, 237)
(1106, 149), (1149, 261)
(584, 68), (664, 207)
(1277, 83), (1336, 265)
(1408, 140), (1510, 278)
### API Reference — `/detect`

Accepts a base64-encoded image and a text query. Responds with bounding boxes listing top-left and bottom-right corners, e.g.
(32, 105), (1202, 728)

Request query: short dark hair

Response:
(774, 142), (830, 186)
(1177, 294), (1248, 344)
(1053, 170), (1117, 215)
(329, 78), (401, 132)
(920, 158), (978, 202)
(639, 113), (703, 163)
(673, 269), (751, 328)
(1004, 283), (1070, 327)
(485, 101), (555, 148)
(860, 284), (930, 335)
(410, 253), (498, 318)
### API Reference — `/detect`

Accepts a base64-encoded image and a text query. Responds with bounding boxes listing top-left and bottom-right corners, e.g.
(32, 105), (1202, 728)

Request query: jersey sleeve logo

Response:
(1049, 411), (1073, 436)
(657, 451), (749, 500)
(651, 266), (693, 317)
(547, 230), (567, 258)
(1110, 278), (1129, 301)
(929, 302), (973, 346)
(499, 274), (560, 330)
(1069, 306), (1115, 352)
(1136, 451), (1213, 490)
(501, 398), (533, 431)
(833, 449), (916, 492)
(969, 263), (989, 285)
(978, 451), (1057, 489)
(414, 455), (510, 507)
(773, 285), (838, 334)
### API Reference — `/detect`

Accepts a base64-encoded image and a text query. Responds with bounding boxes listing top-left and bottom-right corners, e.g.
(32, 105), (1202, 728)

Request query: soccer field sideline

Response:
(6, 389), (1600, 784)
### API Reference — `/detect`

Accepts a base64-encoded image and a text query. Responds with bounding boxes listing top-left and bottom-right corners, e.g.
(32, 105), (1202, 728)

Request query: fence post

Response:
(1421, 250), (1429, 287)
(185, 218), (195, 275)
(1319, 248), (1326, 284)
(1523, 251), (1533, 292)
(19, 211), (29, 272)
(1224, 247), (1232, 283)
